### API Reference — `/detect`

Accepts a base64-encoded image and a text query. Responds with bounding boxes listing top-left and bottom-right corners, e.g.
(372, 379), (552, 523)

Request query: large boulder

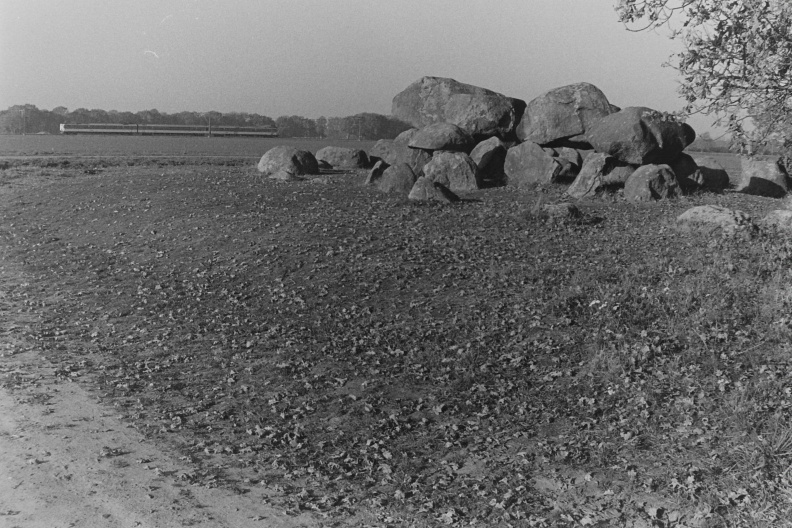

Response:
(470, 137), (507, 187)
(516, 82), (614, 145)
(586, 107), (696, 165)
(408, 177), (460, 204)
(737, 157), (788, 197)
(551, 157), (578, 181)
(624, 164), (679, 202)
(566, 153), (635, 199)
(423, 151), (479, 192)
(378, 163), (417, 195)
(547, 147), (583, 181)
(408, 123), (474, 153)
(392, 76), (526, 140)
(315, 146), (369, 169)
(369, 139), (394, 162)
(394, 128), (419, 144)
(553, 147), (583, 170)
(668, 152), (701, 193)
(762, 210), (792, 232)
(364, 160), (389, 185)
(676, 205), (757, 237)
(257, 146), (319, 176)
(504, 141), (564, 188)
(370, 129), (424, 164)
(692, 156), (731, 191)
(367, 140), (431, 176)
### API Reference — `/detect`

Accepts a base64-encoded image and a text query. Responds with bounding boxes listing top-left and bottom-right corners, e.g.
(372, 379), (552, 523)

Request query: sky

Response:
(0, 0), (722, 135)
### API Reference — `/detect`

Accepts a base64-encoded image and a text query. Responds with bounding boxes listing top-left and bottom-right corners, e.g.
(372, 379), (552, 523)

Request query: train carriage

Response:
(59, 123), (278, 137)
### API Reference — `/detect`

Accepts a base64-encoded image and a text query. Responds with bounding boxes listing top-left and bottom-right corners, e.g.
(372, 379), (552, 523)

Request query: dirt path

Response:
(0, 177), (319, 528)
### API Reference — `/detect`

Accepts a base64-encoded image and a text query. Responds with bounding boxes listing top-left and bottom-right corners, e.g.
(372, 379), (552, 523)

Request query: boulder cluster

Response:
(258, 76), (791, 203)
(256, 145), (369, 181)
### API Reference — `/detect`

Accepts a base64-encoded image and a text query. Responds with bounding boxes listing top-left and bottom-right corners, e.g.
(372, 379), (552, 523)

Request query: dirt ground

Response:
(0, 176), (318, 528)
(5, 153), (792, 526)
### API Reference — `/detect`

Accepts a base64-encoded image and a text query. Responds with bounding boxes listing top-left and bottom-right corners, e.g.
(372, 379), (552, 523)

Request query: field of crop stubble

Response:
(2, 135), (792, 526)
(0, 134), (378, 158)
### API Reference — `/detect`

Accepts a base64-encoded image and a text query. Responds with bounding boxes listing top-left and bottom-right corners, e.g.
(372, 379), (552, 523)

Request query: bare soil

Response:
(0, 173), (320, 528)
(2, 155), (792, 527)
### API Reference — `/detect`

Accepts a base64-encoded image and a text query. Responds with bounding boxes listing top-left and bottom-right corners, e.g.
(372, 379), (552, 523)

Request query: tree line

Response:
(0, 105), (412, 140)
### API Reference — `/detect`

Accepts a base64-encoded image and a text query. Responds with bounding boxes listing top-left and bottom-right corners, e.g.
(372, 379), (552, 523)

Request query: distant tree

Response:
(137, 109), (163, 124)
(246, 113), (277, 128)
(0, 104), (62, 134)
(315, 116), (327, 138)
(323, 113), (411, 140)
(616, 0), (792, 152)
(172, 111), (200, 126)
(116, 111), (138, 124)
(275, 115), (320, 138)
(0, 105), (276, 133)
(0, 106), (26, 134)
(203, 111), (223, 128)
(324, 117), (346, 139)
(87, 109), (109, 123)
(67, 108), (92, 123)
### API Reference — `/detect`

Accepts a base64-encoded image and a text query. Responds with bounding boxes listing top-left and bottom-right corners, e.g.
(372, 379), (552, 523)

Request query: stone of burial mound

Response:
(544, 137), (596, 151)
(394, 128), (419, 144)
(504, 141), (563, 188)
(378, 163), (418, 195)
(548, 147), (583, 181)
(579, 148), (598, 164)
(408, 123), (474, 153)
(516, 82), (615, 144)
(315, 146), (370, 169)
(566, 153), (635, 199)
(692, 156), (731, 191)
(408, 177), (460, 203)
(624, 164), (679, 202)
(668, 152), (702, 193)
(553, 147), (583, 170)
(364, 160), (389, 186)
(470, 137), (507, 186)
(736, 157), (788, 198)
(762, 210), (792, 232)
(422, 151), (479, 192)
(369, 140), (431, 176)
(400, 147), (432, 177)
(257, 146), (319, 176)
(369, 139), (394, 163)
(676, 205), (757, 237)
(392, 76), (526, 140)
(586, 107), (696, 165)
(553, 157), (579, 181)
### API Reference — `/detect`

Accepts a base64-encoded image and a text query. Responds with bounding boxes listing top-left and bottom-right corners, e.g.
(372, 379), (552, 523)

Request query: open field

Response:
(0, 135), (748, 190)
(2, 148), (792, 526)
(0, 134), (377, 158)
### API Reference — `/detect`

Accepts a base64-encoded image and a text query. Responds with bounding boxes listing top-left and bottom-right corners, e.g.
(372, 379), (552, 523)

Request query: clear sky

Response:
(0, 0), (721, 134)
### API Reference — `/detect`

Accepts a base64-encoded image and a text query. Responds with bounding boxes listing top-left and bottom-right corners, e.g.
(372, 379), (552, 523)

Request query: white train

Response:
(59, 123), (278, 137)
